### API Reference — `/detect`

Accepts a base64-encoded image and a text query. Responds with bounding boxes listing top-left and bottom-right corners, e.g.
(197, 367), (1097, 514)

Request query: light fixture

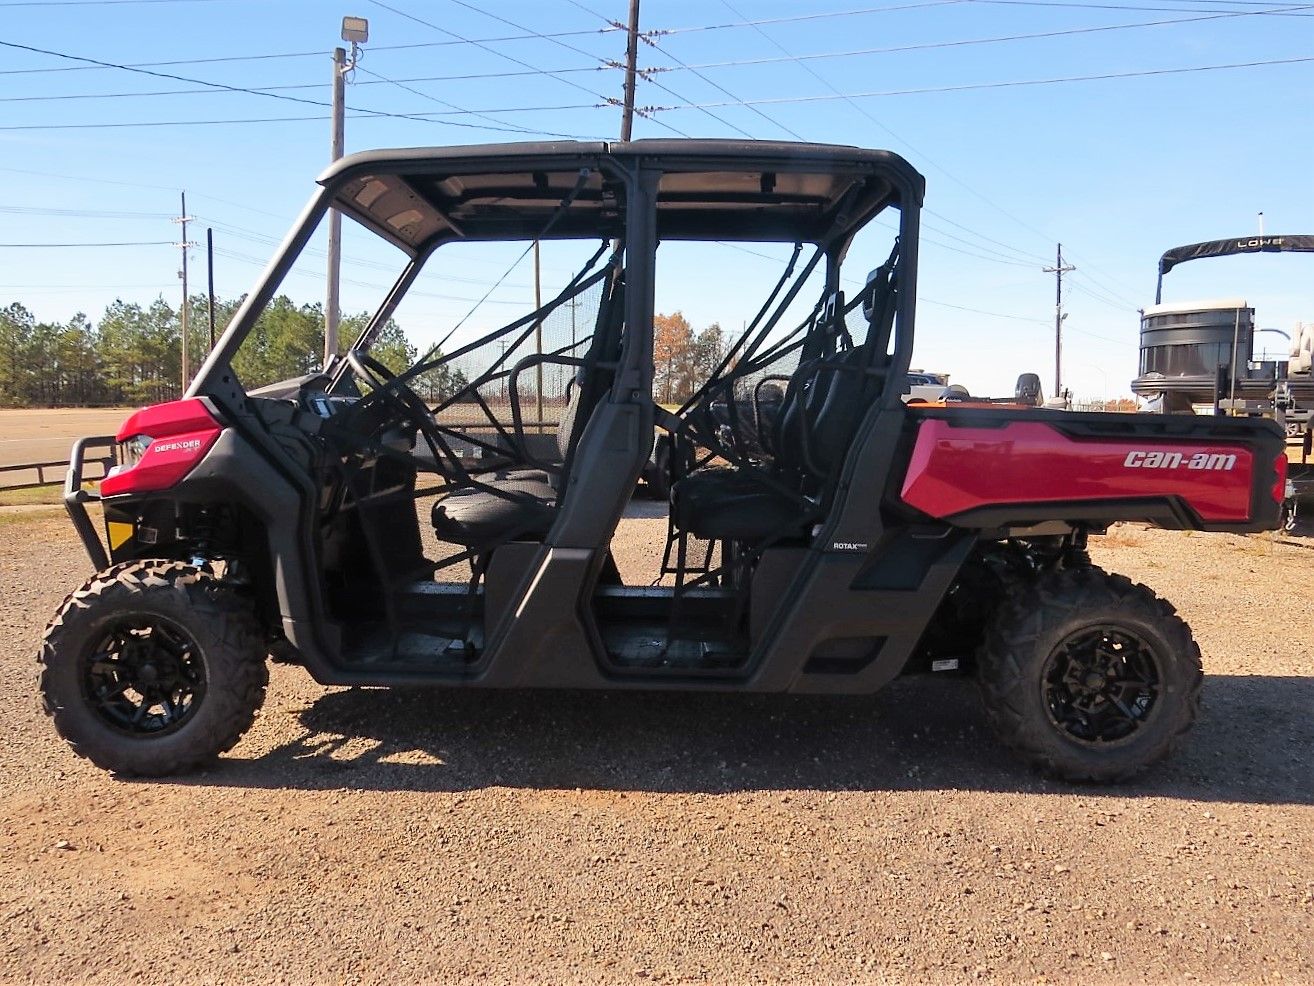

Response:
(341, 16), (369, 44)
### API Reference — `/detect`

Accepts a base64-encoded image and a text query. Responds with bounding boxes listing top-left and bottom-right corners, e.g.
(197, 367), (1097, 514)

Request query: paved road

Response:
(0, 408), (130, 475)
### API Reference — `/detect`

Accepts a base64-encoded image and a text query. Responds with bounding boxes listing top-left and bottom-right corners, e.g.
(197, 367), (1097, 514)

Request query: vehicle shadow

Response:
(193, 673), (1313, 805)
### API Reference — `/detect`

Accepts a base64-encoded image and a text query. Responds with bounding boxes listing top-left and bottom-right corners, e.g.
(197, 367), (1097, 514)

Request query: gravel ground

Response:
(1, 507), (1311, 984)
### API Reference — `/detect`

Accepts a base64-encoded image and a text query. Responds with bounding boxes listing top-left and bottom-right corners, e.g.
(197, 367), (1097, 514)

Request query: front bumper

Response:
(64, 435), (116, 570)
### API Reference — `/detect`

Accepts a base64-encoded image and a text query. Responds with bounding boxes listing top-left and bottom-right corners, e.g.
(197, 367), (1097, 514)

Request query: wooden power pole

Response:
(172, 191), (195, 393)
(620, 0), (640, 140)
(1043, 243), (1076, 398)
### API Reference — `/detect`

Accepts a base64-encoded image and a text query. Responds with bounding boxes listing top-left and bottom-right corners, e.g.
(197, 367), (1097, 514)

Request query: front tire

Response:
(39, 560), (268, 777)
(977, 566), (1201, 782)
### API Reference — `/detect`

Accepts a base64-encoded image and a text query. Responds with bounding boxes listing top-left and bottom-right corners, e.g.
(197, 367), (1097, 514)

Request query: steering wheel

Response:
(345, 350), (441, 447)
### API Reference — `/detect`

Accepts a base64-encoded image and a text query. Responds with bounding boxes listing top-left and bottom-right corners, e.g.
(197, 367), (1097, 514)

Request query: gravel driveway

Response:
(1, 508), (1310, 983)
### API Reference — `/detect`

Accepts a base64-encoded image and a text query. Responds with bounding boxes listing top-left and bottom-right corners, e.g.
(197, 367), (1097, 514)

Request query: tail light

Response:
(1273, 452), (1289, 505)
(100, 399), (222, 497)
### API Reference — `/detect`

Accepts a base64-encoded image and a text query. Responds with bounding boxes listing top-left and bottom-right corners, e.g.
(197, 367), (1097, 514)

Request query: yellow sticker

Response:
(107, 521), (134, 551)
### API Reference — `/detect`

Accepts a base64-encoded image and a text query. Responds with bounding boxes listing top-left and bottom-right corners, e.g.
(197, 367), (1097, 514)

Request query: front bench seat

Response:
(431, 474), (558, 545)
(430, 383), (580, 547)
(670, 468), (804, 541)
(669, 260), (899, 546)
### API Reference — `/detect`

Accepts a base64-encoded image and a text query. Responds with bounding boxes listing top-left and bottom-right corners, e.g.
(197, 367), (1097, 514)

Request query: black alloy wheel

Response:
(82, 617), (208, 736)
(1042, 626), (1161, 745)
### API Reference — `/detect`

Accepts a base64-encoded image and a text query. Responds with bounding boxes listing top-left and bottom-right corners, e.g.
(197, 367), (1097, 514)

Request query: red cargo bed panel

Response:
(900, 419), (1255, 523)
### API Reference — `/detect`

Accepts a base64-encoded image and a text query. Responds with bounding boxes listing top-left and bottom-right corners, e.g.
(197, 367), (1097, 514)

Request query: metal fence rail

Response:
(0, 452), (113, 492)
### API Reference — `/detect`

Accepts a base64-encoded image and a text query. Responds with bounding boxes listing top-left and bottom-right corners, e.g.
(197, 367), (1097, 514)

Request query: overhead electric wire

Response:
(0, 240), (176, 247)
(211, 246), (529, 306)
(918, 298), (1050, 323)
(364, 0), (689, 138)
(0, 0), (233, 6)
(557, 0), (791, 139)
(195, 214), (538, 289)
(353, 65), (597, 139)
(0, 38), (595, 139)
(1064, 267), (1143, 309)
(656, 4), (1314, 73)
(922, 210), (1052, 264)
(660, 1), (969, 35)
(0, 204), (172, 219)
(718, 0), (1061, 270)
(970, 0), (1312, 13)
(0, 65), (611, 103)
(641, 53), (1314, 112)
(0, 28), (623, 76)
(1067, 277), (1142, 311)
(391, 0), (695, 138)
(8, 0), (1303, 110)
(0, 114), (320, 131)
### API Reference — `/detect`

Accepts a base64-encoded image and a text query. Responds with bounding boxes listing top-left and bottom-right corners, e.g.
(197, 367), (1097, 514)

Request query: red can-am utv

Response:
(42, 140), (1286, 782)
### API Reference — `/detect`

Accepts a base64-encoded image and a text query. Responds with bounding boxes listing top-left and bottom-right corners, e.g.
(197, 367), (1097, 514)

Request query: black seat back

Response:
(771, 259), (898, 490)
(554, 269), (625, 486)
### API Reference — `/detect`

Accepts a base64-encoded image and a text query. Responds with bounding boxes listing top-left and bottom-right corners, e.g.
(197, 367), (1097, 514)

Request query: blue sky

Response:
(1, 0), (1311, 399)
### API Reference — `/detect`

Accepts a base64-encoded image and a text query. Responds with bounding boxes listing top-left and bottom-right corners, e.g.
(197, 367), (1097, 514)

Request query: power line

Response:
(0, 38), (595, 138)
(378, 0), (689, 138)
(661, 1), (970, 35)
(0, 204), (172, 219)
(970, 0), (1312, 13)
(639, 36), (801, 139)
(1067, 276), (1141, 311)
(918, 298), (1050, 323)
(723, 241), (1053, 322)
(922, 209), (1052, 264)
(640, 54), (1314, 110)
(0, 29), (623, 76)
(0, 240), (176, 247)
(210, 246), (530, 306)
(654, 4), (1314, 73)
(0, 65), (610, 103)
(363, 1), (612, 110)
(557, 0), (798, 139)
(0, 115), (323, 131)
(0, 0), (233, 6)
(718, 0), (1062, 271)
(353, 65), (597, 139)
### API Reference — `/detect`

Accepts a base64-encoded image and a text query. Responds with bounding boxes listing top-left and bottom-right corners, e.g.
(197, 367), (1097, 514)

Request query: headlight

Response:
(111, 434), (152, 475)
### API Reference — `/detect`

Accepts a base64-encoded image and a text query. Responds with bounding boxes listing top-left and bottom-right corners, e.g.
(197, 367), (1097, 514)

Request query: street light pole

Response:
(325, 45), (346, 365)
(325, 16), (368, 365)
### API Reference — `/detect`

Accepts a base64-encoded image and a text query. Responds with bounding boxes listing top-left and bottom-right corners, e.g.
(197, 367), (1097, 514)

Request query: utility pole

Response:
(534, 239), (544, 432)
(1043, 243), (1075, 397)
(620, 0), (641, 140)
(172, 192), (195, 393)
(206, 227), (216, 351)
(325, 45), (347, 364)
(326, 16), (369, 364)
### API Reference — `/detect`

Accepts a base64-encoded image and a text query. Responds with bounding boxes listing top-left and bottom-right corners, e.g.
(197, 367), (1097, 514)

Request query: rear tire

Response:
(39, 560), (268, 777)
(977, 566), (1201, 782)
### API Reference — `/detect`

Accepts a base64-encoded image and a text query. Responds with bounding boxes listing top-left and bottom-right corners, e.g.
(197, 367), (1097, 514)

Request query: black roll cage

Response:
(188, 140), (926, 410)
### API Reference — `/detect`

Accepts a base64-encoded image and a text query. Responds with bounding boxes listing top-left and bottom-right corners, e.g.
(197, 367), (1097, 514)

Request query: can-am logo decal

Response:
(152, 437), (204, 454)
(1123, 450), (1237, 471)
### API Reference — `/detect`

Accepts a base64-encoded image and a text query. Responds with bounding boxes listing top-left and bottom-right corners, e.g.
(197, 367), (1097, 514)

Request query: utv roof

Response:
(318, 139), (924, 254)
